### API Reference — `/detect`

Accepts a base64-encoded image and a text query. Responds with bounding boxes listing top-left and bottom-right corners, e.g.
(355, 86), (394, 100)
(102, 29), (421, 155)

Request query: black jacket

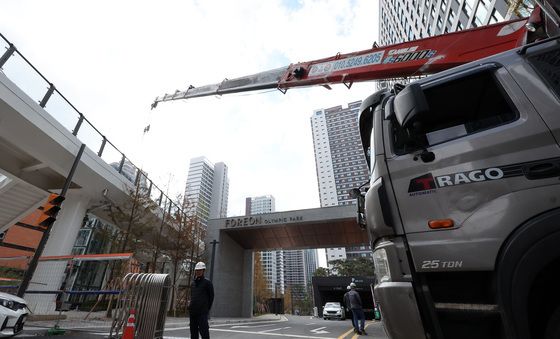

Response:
(347, 290), (362, 310)
(189, 276), (214, 315)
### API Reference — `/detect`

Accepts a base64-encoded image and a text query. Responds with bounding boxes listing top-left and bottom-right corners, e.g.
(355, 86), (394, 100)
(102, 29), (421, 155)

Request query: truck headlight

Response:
(373, 248), (391, 283)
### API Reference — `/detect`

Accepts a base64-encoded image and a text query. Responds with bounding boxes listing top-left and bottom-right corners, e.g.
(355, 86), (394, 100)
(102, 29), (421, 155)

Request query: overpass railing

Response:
(0, 32), (184, 216)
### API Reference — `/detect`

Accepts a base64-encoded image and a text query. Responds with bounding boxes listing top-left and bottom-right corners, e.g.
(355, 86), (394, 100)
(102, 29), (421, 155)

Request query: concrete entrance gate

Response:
(205, 204), (368, 317)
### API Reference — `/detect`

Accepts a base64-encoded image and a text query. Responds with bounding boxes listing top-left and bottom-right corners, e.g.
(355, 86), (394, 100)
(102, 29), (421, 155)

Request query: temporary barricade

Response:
(109, 273), (171, 339)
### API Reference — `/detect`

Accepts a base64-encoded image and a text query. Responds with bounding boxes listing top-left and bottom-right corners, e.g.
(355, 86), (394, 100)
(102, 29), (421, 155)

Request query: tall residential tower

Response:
(185, 156), (229, 227)
(311, 101), (372, 266)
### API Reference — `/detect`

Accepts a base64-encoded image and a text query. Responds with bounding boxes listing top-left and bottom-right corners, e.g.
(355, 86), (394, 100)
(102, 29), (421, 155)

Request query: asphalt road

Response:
(164, 315), (387, 338)
(18, 314), (388, 339)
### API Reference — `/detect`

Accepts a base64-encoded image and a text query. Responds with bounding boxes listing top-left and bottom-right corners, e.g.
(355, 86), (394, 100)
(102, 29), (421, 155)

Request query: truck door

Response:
(383, 64), (560, 272)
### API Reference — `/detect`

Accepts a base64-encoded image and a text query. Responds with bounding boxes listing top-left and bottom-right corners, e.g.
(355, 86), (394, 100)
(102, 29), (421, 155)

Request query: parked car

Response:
(323, 302), (345, 320)
(0, 293), (29, 337)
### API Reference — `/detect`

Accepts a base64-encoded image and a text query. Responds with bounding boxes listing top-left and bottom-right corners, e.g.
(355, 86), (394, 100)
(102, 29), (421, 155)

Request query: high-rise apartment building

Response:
(185, 156), (229, 227)
(304, 248), (318, 286)
(310, 101), (372, 267)
(379, 0), (526, 46)
(283, 250), (306, 288)
(377, 0), (528, 89)
(245, 196), (276, 215)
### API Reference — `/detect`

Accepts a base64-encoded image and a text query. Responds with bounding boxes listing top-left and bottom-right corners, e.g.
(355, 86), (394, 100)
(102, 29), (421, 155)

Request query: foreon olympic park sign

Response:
(210, 204), (367, 250)
(225, 215), (303, 228)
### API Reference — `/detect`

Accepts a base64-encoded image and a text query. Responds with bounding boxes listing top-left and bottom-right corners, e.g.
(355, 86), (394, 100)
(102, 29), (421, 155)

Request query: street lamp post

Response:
(274, 282), (280, 315)
(209, 239), (219, 282)
(291, 287), (294, 315)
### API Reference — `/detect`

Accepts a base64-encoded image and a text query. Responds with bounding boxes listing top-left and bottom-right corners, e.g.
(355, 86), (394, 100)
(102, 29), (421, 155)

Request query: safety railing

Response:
(110, 273), (171, 339)
(0, 32), (185, 218)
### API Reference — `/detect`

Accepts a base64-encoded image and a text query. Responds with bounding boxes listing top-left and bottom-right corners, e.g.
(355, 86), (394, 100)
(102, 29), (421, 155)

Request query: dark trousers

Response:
(352, 308), (366, 331)
(190, 313), (210, 339)
(347, 309), (355, 328)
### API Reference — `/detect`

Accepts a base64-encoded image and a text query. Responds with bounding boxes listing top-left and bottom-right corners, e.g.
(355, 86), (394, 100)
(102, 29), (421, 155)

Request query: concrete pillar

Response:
(207, 230), (253, 318)
(25, 189), (90, 314)
(241, 249), (254, 317)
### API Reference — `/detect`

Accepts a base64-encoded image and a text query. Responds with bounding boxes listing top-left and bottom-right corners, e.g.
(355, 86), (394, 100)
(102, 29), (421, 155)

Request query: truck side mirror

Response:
(350, 188), (367, 229)
(394, 83), (429, 128)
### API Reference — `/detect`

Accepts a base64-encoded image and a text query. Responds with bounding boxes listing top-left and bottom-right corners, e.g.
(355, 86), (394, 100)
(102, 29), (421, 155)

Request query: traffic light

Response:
(37, 193), (65, 229)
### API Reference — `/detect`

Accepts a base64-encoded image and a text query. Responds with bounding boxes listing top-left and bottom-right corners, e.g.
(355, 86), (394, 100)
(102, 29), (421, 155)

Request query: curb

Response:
(208, 315), (287, 325)
(28, 314), (67, 321)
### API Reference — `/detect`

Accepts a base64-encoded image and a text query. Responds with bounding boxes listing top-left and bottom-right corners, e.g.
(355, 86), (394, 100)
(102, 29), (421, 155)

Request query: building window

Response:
(489, 8), (504, 24)
(447, 9), (456, 26)
(462, 0), (475, 17)
(473, 1), (488, 27)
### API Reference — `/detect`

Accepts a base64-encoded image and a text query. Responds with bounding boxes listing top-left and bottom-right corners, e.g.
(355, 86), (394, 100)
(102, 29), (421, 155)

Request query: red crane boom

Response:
(152, 1), (558, 108)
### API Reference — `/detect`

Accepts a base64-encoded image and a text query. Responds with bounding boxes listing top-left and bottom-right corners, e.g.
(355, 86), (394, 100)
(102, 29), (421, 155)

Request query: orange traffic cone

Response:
(122, 308), (136, 339)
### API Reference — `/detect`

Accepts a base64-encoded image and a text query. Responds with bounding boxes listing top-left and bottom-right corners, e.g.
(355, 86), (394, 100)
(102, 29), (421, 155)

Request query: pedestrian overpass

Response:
(0, 35), (178, 313)
(206, 204), (368, 317)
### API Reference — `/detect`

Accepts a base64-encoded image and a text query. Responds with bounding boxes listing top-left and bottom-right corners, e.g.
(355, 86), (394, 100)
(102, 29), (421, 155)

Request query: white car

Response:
(323, 302), (345, 320)
(0, 293), (28, 337)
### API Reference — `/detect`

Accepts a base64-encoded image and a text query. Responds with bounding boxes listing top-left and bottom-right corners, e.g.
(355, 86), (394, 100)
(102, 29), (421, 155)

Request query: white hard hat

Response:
(195, 262), (206, 270)
(350, 282), (356, 289)
(347, 285), (351, 290)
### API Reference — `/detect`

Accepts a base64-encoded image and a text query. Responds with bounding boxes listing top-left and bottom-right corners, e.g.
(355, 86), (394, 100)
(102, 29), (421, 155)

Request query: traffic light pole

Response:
(17, 144), (86, 297)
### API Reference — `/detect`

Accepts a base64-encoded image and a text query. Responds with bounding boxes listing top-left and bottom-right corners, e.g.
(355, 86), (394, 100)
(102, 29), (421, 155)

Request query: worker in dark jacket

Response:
(348, 283), (366, 335)
(188, 261), (214, 339)
(343, 285), (356, 330)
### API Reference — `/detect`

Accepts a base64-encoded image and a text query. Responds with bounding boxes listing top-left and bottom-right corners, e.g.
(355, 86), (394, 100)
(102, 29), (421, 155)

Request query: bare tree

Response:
(253, 252), (272, 315)
(159, 195), (206, 316)
(103, 177), (159, 317)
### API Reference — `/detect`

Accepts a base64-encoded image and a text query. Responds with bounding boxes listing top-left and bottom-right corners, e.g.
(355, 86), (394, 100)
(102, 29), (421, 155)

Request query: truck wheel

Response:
(545, 306), (560, 339)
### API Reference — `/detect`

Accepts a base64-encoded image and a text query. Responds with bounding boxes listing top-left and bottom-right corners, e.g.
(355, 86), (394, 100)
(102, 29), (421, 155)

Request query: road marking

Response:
(231, 323), (279, 328)
(259, 326), (291, 333)
(311, 326), (329, 334)
(350, 321), (373, 339)
(163, 326), (189, 331)
(212, 319), (288, 327)
(338, 326), (355, 339)
(306, 322), (317, 325)
(210, 327), (337, 338)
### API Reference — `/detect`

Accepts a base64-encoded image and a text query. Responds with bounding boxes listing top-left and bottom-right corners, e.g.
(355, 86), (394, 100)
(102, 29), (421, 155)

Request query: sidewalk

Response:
(24, 310), (285, 338)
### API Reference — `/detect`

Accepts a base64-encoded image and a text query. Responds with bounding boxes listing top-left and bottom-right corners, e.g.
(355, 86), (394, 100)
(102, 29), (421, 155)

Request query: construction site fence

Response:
(109, 273), (171, 339)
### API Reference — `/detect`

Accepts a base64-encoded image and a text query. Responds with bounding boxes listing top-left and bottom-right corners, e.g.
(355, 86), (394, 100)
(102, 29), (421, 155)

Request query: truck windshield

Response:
(391, 70), (518, 154)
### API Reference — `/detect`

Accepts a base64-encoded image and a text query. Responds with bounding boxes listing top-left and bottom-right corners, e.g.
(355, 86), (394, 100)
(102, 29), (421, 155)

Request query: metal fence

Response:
(110, 273), (171, 339)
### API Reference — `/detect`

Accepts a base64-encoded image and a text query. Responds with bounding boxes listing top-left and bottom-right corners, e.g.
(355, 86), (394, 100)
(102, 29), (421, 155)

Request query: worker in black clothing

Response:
(348, 283), (366, 335)
(188, 261), (214, 339)
(343, 285), (356, 330)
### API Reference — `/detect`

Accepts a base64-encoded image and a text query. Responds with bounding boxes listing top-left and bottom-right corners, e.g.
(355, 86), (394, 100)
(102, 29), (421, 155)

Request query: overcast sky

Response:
(1, 0), (379, 266)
